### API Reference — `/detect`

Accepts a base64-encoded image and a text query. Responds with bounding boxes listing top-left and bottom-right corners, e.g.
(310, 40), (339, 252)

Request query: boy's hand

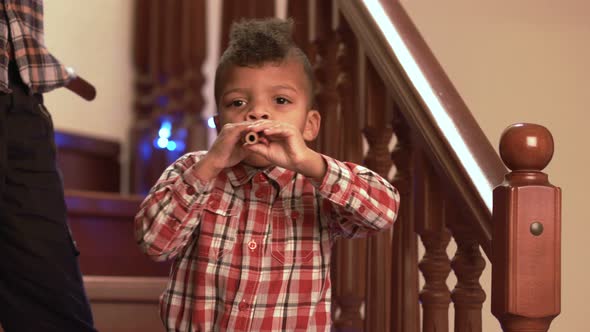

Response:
(194, 122), (252, 181)
(244, 120), (327, 180)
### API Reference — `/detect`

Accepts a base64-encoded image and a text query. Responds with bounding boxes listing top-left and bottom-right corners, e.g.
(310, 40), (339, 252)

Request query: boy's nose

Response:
(246, 108), (270, 121)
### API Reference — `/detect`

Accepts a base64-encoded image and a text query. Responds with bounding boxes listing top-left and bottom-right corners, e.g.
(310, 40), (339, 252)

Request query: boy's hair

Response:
(214, 18), (315, 108)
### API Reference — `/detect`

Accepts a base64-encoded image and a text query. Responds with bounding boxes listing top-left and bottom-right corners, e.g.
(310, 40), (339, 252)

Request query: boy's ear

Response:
(302, 110), (321, 142)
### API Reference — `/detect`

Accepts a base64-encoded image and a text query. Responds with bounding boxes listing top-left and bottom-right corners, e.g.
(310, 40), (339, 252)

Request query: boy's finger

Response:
(247, 119), (281, 131)
(219, 122), (256, 140)
(262, 124), (297, 138)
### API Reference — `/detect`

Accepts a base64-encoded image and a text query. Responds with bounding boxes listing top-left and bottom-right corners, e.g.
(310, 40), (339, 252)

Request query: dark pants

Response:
(0, 63), (96, 331)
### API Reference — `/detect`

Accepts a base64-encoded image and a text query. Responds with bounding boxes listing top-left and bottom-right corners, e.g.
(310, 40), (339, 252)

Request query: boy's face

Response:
(214, 58), (320, 168)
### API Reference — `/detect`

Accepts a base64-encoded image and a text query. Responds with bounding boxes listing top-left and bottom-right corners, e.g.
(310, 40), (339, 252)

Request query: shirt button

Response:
(359, 206), (366, 213)
(248, 240), (257, 251)
(255, 189), (265, 198)
(186, 186), (196, 195)
(238, 300), (250, 311)
(331, 184), (341, 193)
(291, 211), (300, 220)
(255, 173), (265, 183)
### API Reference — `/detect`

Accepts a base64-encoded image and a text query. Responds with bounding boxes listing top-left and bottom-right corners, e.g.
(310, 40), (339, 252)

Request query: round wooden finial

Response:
(499, 123), (554, 171)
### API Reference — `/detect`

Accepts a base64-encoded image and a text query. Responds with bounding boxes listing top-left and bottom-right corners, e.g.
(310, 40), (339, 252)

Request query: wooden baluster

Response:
(288, 0), (320, 151)
(309, 0), (355, 327)
(182, 0), (208, 151)
(332, 8), (367, 331)
(448, 208), (486, 332)
(311, 0), (340, 157)
(130, 0), (208, 194)
(363, 61), (393, 332)
(415, 153), (451, 332)
(219, 0), (275, 49)
(336, 16), (362, 163)
(492, 124), (561, 332)
(390, 104), (420, 332)
(287, 0), (311, 57)
(130, 0), (175, 194)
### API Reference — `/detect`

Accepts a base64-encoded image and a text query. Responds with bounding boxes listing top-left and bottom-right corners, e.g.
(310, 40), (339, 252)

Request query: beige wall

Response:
(43, 0), (134, 189)
(402, 0), (590, 330)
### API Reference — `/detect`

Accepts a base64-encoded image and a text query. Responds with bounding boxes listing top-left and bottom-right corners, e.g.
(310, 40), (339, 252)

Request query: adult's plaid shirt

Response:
(135, 151), (400, 331)
(0, 0), (72, 93)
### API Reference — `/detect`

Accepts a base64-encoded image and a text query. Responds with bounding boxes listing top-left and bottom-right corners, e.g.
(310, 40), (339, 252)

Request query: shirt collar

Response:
(225, 162), (296, 189)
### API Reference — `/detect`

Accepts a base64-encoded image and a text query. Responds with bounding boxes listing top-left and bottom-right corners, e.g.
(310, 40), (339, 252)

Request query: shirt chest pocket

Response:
(271, 202), (318, 264)
(197, 205), (239, 261)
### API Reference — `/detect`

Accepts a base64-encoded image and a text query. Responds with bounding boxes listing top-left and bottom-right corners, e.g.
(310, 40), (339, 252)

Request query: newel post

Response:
(492, 123), (561, 331)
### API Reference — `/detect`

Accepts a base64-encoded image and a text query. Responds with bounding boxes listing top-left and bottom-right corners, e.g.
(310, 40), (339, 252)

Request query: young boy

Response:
(135, 18), (400, 331)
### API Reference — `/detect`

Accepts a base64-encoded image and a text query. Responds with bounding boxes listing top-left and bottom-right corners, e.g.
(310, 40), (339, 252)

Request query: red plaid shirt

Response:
(135, 151), (400, 331)
(0, 0), (72, 93)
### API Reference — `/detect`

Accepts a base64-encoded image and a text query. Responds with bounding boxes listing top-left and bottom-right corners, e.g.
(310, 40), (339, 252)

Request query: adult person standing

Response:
(0, 0), (96, 331)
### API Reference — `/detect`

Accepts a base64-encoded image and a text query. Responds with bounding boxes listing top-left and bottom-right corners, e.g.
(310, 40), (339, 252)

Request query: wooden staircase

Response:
(286, 1), (562, 331)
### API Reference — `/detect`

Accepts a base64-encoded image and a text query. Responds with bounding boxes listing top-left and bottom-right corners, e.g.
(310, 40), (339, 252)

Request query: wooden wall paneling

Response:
(362, 60), (393, 332)
(389, 103), (420, 332)
(414, 153), (451, 332)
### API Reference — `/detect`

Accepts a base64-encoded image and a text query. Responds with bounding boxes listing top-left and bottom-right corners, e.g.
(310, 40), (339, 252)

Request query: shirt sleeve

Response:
(314, 154), (400, 239)
(134, 151), (214, 261)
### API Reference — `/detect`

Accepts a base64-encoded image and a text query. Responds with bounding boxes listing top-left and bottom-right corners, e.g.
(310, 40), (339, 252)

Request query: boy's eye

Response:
(275, 97), (290, 105)
(229, 100), (245, 108)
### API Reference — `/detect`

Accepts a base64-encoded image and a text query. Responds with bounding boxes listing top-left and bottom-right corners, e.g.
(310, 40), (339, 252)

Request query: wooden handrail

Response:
(65, 67), (96, 101)
(337, 0), (506, 256)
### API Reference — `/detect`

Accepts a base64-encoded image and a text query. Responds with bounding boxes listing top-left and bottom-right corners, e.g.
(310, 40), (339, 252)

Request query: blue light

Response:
(156, 95), (169, 107)
(166, 140), (177, 151)
(157, 137), (169, 148)
(158, 120), (172, 138)
(207, 117), (216, 129)
(141, 141), (152, 160)
(175, 141), (186, 151)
